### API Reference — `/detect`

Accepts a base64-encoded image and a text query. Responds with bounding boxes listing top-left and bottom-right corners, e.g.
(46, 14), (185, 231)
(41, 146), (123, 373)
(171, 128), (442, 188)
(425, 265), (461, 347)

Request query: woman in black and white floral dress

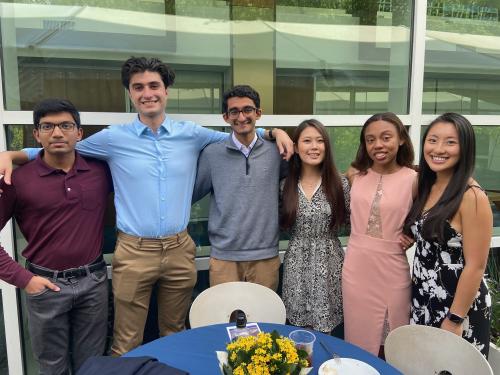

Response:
(404, 113), (492, 357)
(280, 119), (349, 333)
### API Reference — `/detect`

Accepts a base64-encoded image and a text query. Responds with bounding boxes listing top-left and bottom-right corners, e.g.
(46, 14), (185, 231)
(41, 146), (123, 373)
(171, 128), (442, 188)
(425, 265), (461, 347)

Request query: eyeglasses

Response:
(226, 106), (258, 119)
(37, 122), (77, 133)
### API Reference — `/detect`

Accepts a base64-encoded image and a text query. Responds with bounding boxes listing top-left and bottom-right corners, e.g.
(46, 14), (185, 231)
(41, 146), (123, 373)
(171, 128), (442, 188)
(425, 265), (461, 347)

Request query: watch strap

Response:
(268, 128), (274, 140)
(446, 311), (465, 324)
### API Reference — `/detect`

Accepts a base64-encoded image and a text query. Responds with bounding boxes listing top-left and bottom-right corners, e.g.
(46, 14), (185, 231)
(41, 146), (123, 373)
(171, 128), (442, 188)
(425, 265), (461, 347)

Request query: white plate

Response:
(318, 358), (381, 375)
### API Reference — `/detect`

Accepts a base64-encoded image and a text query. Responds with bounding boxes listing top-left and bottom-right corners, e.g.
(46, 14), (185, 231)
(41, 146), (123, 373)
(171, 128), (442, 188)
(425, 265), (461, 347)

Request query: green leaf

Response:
(297, 348), (309, 360)
(222, 363), (233, 375)
(270, 330), (281, 341)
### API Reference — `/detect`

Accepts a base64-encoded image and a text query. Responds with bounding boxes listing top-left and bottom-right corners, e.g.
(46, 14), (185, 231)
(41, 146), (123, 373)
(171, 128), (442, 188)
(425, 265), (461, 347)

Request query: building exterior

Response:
(0, 1), (499, 373)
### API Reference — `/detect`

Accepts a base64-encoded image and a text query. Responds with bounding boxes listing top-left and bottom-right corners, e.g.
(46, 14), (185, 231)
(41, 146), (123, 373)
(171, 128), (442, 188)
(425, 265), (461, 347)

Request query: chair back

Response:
(488, 343), (500, 375)
(385, 324), (493, 375)
(189, 281), (286, 328)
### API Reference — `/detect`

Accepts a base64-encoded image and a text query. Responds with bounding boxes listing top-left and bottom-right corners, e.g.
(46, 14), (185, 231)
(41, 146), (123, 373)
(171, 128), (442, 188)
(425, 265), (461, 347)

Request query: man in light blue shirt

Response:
(0, 57), (293, 356)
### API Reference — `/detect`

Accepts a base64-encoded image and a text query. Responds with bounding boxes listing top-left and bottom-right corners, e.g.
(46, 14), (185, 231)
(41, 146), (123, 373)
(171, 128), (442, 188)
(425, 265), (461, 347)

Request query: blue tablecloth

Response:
(124, 323), (402, 375)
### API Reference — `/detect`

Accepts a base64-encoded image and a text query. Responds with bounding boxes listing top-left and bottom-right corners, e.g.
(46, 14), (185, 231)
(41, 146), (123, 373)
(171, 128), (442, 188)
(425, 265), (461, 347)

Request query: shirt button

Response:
(161, 216), (165, 220)
(161, 198), (165, 201)
(67, 187), (71, 192)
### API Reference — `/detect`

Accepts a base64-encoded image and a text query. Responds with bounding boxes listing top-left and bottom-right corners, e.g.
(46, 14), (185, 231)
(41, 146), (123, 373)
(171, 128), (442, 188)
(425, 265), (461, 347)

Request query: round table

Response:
(124, 323), (402, 374)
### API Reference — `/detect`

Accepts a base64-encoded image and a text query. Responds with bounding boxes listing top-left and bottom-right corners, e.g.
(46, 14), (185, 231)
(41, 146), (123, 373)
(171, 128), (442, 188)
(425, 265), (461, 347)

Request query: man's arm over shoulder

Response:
(0, 150), (30, 185)
(192, 146), (213, 204)
(193, 123), (228, 150)
(23, 127), (113, 162)
(76, 127), (112, 160)
(193, 122), (267, 150)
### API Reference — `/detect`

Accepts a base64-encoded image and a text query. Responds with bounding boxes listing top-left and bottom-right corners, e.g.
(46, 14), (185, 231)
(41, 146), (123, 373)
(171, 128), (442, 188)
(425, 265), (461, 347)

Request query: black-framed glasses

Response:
(227, 106), (258, 119)
(37, 122), (77, 133)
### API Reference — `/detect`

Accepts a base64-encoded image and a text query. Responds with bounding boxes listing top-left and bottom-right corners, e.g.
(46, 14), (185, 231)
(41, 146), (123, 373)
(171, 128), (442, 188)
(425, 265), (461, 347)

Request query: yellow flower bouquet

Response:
(216, 330), (313, 375)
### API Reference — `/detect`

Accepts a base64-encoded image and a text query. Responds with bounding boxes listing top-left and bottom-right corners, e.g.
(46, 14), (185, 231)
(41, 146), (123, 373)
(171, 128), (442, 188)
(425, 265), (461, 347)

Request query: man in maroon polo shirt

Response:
(0, 98), (111, 375)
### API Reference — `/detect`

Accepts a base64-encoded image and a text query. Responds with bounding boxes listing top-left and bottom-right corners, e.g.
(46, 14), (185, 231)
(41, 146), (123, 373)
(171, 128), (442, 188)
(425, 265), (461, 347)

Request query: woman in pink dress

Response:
(342, 112), (416, 356)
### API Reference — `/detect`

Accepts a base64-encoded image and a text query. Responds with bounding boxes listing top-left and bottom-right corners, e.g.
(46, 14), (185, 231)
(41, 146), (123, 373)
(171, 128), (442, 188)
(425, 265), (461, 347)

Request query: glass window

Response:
(424, 1), (500, 114)
(474, 126), (500, 229)
(2, 1), (412, 115)
(275, 1), (413, 114)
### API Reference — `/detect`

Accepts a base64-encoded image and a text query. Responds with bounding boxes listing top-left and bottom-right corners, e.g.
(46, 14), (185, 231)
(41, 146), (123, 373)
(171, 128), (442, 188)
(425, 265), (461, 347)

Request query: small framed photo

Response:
(226, 323), (261, 341)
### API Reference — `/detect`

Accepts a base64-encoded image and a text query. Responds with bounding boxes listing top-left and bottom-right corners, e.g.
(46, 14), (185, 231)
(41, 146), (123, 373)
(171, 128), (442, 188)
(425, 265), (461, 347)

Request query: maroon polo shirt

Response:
(0, 151), (112, 289)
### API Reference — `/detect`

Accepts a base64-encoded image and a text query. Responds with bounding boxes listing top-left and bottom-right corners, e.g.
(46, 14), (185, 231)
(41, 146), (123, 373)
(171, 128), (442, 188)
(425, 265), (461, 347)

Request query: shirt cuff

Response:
(13, 269), (35, 290)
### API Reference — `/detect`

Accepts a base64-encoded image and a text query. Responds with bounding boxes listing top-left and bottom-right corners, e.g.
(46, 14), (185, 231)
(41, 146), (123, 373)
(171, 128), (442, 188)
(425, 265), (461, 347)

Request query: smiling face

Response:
(128, 70), (168, 125)
(364, 120), (402, 173)
(424, 121), (460, 176)
(295, 125), (325, 167)
(33, 112), (82, 157)
(223, 96), (261, 142)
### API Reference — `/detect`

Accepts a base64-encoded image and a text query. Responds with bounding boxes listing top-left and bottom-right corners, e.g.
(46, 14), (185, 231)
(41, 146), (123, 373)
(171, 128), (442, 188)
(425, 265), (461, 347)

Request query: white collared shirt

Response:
(232, 132), (258, 157)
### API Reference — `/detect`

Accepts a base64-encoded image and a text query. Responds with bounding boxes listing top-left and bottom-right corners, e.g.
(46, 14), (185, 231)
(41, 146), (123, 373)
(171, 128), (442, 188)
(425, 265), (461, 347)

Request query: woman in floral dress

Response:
(280, 119), (349, 333)
(404, 113), (492, 357)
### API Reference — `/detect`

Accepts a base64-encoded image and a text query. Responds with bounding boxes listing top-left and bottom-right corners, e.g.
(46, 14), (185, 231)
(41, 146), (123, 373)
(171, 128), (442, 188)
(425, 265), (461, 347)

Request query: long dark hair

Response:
(403, 113), (476, 242)
(280, 119), (346, 231)
(351, 112), (414, 173)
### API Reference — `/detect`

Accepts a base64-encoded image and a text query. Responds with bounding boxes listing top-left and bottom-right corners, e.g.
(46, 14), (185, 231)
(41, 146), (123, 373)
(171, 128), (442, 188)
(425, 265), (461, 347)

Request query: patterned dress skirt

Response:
(410, 217), (492, 358)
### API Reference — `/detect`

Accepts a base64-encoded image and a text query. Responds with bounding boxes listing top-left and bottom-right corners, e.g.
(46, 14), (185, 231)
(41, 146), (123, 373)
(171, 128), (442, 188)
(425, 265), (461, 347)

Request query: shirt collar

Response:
(132, 114), (171, 136)
(35, 150), (90, 176)
(231, 132), (258, 153)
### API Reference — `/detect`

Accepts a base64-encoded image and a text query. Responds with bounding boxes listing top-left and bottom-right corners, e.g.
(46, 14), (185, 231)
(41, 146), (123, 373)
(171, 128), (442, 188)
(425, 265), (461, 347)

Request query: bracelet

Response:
(268, 128), (275, 140)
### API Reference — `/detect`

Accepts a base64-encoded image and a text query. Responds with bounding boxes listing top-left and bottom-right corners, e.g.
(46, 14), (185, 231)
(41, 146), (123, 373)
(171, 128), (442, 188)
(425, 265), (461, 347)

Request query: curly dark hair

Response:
(222, 85), (260, 113)
(121, 56), (175, 89)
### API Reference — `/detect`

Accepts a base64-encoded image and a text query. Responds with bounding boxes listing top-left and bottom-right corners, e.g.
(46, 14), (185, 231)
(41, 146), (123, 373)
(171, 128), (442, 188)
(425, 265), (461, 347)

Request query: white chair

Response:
(385, 324), (493, 375)
(189, 281), (286, 328)
(488, 343), (500, 375)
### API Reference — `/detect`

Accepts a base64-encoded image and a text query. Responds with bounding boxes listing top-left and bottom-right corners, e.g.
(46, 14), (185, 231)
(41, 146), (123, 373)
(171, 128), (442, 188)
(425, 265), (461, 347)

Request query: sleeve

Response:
(75, 128), (112, 160)
(192, 149), (212, 204)
(194, 125), (265, 150)
(0, 180), (34, 288)
(23, 127), (113, 161)
(195, 125), (228, 150)
(22, 148), (41, 161)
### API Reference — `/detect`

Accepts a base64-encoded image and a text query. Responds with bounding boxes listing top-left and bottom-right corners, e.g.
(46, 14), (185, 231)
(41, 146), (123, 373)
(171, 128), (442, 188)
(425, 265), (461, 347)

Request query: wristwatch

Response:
(446, 311), (465, 324)
(268, 128), (275, 140)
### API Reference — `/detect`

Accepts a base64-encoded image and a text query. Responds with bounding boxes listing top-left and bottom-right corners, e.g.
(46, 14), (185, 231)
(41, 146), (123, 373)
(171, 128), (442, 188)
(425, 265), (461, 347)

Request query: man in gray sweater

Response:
(192, 85), (286, 291)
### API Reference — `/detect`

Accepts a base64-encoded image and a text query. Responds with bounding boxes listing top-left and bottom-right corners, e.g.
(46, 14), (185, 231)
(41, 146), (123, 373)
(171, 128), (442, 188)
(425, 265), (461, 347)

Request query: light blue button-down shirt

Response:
(25, 116), (265, 238)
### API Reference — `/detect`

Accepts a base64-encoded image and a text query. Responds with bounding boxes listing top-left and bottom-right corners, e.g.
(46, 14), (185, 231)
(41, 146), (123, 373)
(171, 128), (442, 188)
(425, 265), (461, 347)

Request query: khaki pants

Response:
(111, 230), (197, 356)
(209, 256), (281, 291)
